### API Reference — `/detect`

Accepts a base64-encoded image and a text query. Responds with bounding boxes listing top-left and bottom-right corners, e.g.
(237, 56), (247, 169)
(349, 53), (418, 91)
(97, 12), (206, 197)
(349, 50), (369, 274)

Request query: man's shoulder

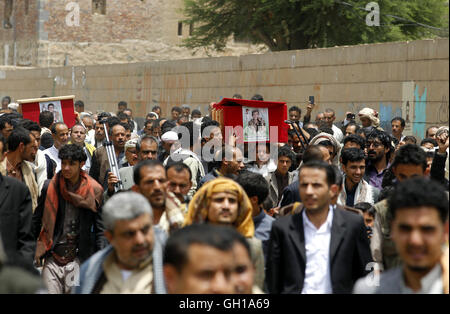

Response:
(353, 267), (403, 294)
(0, 173), (29, 191)
(272, 212), (300, 230)
(335, 205), (365, 225)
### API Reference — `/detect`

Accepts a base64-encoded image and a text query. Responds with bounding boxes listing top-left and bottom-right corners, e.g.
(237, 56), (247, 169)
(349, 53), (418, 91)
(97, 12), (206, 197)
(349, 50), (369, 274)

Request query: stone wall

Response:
(0, 0), (265, 67)
(1, 38), (448, 139)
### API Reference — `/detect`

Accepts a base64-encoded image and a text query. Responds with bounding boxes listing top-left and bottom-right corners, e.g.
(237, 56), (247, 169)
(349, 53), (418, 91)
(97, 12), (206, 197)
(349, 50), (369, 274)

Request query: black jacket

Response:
(279, 181), (301, 208)
(32, 173), (107, 263)
(430, 150), (449, 189)
(266, 206), (372, 294)
(0, 173), (36, 266)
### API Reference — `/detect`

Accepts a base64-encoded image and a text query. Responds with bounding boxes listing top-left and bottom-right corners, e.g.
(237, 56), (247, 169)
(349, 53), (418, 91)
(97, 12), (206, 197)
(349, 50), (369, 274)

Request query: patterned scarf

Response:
(35, 171), (103, 259)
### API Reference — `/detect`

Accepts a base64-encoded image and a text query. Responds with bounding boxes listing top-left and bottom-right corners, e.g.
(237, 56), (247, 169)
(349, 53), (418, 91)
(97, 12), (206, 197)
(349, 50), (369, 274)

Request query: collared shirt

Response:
(253, 209), (275, 243)
(400, 264), (443, 294)
(365, 162), (390, 190)
(43, 145), (61, 173)
(302, 206), (334, 294)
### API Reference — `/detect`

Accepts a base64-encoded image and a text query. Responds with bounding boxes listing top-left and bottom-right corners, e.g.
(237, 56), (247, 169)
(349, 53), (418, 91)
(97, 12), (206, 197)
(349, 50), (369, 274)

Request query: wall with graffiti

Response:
(1, 38), (448, 139)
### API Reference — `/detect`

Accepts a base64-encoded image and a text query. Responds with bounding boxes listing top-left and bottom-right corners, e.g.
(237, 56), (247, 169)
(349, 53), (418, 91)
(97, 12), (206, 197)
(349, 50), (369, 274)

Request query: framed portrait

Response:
(39, 100), (64, 123)
(243, 107), (269, 142)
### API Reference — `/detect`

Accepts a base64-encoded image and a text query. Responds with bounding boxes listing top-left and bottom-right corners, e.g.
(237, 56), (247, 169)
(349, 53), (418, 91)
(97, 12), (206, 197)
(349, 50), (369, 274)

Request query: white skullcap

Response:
(161, 131), (178, 142)
(8, 102), (19, 110)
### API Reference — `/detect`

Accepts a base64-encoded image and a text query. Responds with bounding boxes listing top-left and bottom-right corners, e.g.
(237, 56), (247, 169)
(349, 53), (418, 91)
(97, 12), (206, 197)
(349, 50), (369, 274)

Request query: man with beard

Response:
(0, 127), (39, 211)
(93, 118), (107, 149)
(132, 160), (184, 235)
(166, 162), (192, 213)
(0, 134), (36, 271)
(354, 178), (448, 294)
(370, 144), (429, 271)
(266, 161), (372, 294)
(75, 191), (167, 294)
(363, 130), (393, 190)
(183, 178), (266, 291)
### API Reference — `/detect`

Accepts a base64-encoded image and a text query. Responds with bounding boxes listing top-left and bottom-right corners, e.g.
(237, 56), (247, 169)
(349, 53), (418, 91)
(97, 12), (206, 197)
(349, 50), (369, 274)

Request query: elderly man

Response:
(184, 178), (265, 291)
(121, 139), (138, 168)
(75, 191), (167, 294)
(354, 178), (449, 294)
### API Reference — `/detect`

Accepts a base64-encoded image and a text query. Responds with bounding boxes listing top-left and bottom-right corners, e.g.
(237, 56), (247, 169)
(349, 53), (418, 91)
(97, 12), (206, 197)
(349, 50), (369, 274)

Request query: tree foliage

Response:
(181, 0), (449, 52)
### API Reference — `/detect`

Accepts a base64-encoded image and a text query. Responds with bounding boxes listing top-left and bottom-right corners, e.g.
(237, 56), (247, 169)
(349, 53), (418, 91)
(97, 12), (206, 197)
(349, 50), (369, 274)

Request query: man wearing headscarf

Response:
(358, 108), (383, 134)
(184, 178), (265, 291)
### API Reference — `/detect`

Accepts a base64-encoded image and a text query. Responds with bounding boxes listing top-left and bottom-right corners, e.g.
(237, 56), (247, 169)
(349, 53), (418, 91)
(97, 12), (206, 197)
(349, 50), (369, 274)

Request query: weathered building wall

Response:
(1, 38), (448, 138)
(0, 0), (264, 67)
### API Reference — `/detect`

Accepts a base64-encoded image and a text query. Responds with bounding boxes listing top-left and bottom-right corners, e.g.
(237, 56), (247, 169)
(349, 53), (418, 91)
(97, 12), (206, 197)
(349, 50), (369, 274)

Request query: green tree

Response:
(181, 0), (449, 52)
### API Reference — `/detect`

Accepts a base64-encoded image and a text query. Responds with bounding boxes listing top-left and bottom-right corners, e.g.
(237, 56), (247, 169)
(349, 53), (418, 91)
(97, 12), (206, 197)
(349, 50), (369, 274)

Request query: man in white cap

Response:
(358, 108), (383, 134)
(159, 131), (178, 162)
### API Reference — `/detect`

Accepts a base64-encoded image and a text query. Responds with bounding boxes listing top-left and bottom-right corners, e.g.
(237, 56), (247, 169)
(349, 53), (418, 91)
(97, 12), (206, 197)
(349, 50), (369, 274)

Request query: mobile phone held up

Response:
(309, 96), (315, 105)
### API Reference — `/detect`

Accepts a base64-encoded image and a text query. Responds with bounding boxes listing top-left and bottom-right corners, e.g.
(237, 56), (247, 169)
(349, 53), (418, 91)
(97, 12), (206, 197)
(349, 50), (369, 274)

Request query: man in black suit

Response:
(0, 134), (35, 268)
(266, 161), (372, 294)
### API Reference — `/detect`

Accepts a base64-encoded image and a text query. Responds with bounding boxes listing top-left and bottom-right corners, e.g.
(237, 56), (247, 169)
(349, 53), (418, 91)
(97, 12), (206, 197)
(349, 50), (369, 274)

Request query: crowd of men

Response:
(0, 95), (448, 294)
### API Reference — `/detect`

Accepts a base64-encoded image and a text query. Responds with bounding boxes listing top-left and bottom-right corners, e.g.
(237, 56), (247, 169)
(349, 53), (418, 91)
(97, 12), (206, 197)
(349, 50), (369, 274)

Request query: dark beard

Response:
(368, 151), (383, 162)
(406, 264), (433, 273)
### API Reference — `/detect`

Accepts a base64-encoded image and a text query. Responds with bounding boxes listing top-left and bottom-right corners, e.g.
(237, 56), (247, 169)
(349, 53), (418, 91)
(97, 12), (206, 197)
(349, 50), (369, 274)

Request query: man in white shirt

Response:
(43, 122), (69, 174)
(323, 108), (344, 143)
(266, 161), (372, 294)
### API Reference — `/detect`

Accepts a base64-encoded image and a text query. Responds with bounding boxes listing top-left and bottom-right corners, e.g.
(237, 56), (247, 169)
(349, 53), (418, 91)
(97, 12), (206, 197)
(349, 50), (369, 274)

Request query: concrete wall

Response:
(1, 38), (448, 139)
